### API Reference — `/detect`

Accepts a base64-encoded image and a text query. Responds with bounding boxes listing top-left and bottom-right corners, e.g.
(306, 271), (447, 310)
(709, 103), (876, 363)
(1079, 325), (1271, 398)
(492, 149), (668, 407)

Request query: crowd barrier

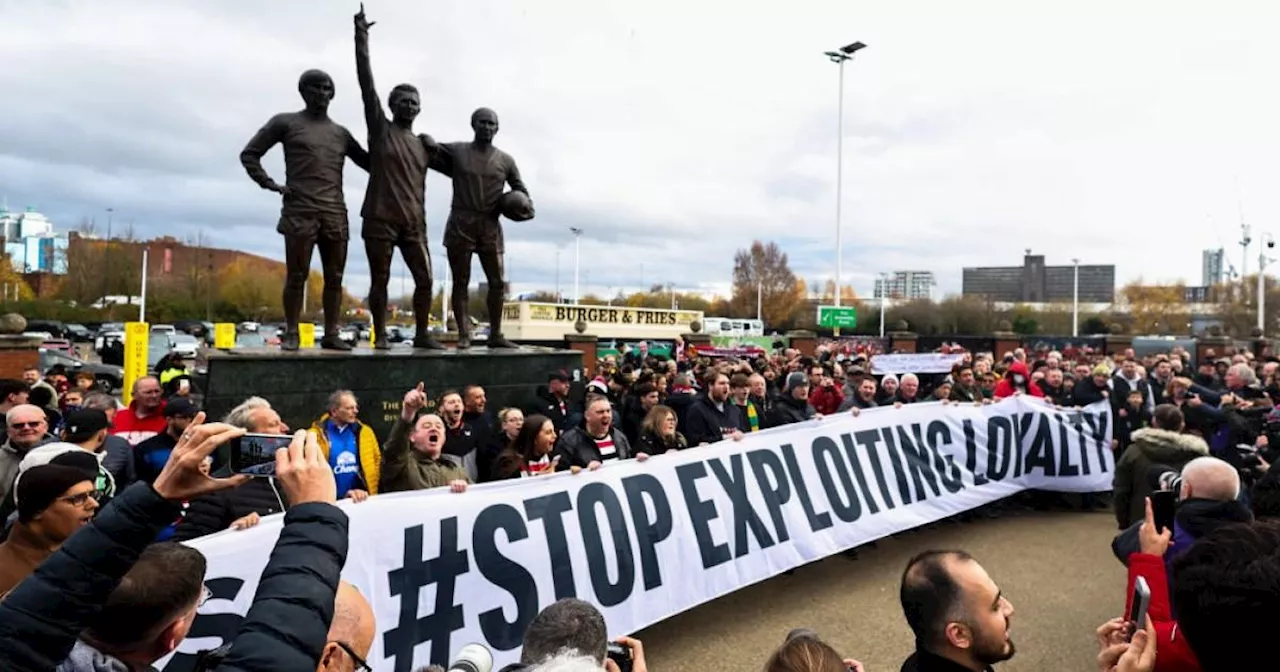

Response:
(159, 397), (1114, 672)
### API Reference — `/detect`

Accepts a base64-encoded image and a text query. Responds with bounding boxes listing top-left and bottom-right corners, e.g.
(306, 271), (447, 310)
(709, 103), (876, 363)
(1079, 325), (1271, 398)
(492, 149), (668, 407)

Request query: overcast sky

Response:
(3, 0), (1280, 301)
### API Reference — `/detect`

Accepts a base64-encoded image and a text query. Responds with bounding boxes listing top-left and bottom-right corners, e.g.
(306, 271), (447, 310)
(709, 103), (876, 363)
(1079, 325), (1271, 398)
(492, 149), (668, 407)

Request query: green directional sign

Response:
(817, 305), (857, 329)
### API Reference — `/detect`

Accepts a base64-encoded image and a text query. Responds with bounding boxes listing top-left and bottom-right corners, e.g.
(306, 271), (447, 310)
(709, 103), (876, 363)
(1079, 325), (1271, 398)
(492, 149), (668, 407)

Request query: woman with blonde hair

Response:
(634, 404), (687, 456)
(764, 629), (864, 672)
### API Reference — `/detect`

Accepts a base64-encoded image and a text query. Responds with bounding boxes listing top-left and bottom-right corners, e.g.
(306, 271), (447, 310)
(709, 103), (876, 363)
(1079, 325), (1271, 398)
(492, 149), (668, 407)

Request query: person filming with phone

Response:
(1114, 405), (1209, 530)
(1112, 456), (1252, 568)
(173, 396), (294, 539)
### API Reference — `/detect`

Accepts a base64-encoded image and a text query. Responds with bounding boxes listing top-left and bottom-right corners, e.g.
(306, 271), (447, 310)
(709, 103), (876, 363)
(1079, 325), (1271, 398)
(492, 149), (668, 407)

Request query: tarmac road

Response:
(637, 507), (1123, 672)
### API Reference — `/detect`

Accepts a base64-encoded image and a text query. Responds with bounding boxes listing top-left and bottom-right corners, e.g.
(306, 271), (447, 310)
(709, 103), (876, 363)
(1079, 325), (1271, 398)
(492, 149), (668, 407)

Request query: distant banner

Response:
(160, 398), (1112, 672)
(871, 353), (966, 375)
(694, 344), (766, 358)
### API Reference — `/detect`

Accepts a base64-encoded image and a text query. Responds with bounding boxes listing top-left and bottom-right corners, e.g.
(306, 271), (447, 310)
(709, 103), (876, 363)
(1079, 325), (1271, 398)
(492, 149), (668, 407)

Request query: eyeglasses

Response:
(331, 641), (372, 672)
(59, 491), (99, 507)
(9, 421), (44, 429)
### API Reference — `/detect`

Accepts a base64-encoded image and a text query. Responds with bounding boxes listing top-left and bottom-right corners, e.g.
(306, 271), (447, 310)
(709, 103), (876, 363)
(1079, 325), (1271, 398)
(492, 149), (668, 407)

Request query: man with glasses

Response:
(0, 464), (98, 594)
(0, 404), (54, 504)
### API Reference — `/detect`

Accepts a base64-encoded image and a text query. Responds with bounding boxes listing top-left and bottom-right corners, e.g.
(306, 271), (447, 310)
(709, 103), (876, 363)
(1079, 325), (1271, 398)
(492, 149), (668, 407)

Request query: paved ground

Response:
(637, 507), (1123, 672)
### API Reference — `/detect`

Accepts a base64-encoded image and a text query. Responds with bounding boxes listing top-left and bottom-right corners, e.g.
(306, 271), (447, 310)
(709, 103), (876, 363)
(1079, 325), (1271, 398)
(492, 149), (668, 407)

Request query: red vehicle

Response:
(41, 338), (80, 358)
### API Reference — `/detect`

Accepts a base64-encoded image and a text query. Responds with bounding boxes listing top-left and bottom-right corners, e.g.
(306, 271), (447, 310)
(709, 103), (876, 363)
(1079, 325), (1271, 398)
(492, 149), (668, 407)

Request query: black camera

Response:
(1147, 465), (1183, 501)
(607, 642), (633, 672)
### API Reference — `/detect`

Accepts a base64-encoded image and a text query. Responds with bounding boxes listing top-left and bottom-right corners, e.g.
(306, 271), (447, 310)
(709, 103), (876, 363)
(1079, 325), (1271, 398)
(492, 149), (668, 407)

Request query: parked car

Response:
(63, 323), (93, 341)
(170, 333), (200, 358)
(40, 338), (79, 357)
(39, 349), (124, 395)
(26, 321), (66, 339)
(151, 324), (177, 335)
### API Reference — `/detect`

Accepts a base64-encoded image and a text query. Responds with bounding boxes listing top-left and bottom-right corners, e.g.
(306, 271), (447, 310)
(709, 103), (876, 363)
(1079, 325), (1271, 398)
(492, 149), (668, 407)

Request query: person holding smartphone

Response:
(1115, 498), (1200, 672)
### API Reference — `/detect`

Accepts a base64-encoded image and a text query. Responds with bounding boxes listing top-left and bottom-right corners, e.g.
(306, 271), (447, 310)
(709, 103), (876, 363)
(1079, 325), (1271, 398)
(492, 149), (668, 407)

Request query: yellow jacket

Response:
(309, 414), (382, 495)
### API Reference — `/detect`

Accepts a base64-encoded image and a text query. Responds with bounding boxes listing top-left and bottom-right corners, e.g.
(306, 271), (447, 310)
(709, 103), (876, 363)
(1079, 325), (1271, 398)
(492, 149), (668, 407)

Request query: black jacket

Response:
(215, 502), (349, 671)
(173, 477), (289, 542)
(901, 647), (992, 672)
(554, 426), (632, 470)
(1111, 497), (1253, 564)
(664, 390), (697, 434)
(525, 388), (579, 434)
(0, 483), (179, 671)
(767, 394), (816, 428)
(684, 395), (744, 446)
(635, 429), (688, 456)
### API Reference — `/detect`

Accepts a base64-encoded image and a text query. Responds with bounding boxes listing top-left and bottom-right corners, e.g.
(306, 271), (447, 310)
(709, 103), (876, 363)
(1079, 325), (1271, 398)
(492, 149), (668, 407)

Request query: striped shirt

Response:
(594, 434), (619, 461)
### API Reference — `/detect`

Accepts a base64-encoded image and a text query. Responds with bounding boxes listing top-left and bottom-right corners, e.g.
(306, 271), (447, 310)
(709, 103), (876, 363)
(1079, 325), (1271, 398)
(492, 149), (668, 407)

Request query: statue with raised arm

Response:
(433, 108), (534, 349)
(353, 3), (443, 350)
(239, 67), (369, 351)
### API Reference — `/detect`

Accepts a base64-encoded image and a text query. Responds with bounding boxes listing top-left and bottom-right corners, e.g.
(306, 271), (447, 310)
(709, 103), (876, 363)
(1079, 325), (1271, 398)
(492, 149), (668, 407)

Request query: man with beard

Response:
(949, 365), (982, 403)
(899, 550), (1015, 672)
(684, 372), (744, 446)
(353, 4), (443, 350)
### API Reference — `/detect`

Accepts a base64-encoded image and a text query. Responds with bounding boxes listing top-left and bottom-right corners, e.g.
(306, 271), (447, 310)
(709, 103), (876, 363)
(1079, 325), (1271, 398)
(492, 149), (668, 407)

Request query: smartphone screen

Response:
(1128, 576), (1151, 641)
(1151, 490), (1176, 533)
(229, 433), (293, 474)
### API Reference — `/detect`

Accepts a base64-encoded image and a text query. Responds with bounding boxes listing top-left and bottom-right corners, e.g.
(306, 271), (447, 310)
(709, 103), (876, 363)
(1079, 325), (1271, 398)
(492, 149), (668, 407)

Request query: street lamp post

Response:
(1072, 258), (1080, 337)
(824, 40), (866, 337)
(139, 247), (150, 323)
(878, 272), (888, 338)
(1259, 234), (1275, 334)
(570, 227), (583, 305)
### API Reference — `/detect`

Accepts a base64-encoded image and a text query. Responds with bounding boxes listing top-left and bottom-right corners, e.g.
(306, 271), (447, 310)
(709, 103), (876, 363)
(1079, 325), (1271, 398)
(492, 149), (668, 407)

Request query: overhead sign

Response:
(122, 322), (149, 406)
(817, 305), (857, 329)
(161, 397), (1113, 672)
(500, 302), (705, 341)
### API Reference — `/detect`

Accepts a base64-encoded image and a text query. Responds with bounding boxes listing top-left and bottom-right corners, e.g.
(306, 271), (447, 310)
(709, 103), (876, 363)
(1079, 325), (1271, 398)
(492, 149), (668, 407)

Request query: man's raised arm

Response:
(354, 3), (384, 129)
(240, 115), (287, 194)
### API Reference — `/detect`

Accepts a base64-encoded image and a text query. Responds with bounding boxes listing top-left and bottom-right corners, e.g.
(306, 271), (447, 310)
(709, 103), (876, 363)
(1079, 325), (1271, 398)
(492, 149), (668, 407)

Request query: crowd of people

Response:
(1, 335), (1280, 670)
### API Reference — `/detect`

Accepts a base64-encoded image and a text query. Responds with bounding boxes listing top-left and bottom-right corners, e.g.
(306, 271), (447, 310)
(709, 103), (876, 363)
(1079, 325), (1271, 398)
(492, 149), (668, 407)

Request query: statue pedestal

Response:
(203, 346), (582, 439)
(0, 334), (44, 379)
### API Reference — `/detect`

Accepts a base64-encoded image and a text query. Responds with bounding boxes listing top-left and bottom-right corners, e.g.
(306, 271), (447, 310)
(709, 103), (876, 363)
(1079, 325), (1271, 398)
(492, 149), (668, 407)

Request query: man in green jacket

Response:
(379, 383), (471, 494)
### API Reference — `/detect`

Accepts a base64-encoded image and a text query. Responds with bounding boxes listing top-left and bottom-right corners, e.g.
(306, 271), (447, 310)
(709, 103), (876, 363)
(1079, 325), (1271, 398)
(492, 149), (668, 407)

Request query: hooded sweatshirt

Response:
(56, 640), (133, 672)
(993, 362), (1044, 399)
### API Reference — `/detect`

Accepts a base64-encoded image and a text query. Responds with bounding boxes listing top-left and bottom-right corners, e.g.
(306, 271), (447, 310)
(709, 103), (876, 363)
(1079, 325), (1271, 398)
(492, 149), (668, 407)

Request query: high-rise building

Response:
(873, 270), (936, 300)
(962, 253), (1115, 303)
(0, 206), (68, 274)
(1202, 248), (1225, 287)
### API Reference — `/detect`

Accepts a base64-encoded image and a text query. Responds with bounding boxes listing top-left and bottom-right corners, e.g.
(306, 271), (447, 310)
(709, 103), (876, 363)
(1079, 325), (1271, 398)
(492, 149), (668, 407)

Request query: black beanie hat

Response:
(16, 464), (92, 523)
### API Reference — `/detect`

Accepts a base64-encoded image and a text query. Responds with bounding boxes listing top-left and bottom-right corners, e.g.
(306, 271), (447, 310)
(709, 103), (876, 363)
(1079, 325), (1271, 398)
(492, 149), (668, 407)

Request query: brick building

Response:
(24, 233), (287, 298)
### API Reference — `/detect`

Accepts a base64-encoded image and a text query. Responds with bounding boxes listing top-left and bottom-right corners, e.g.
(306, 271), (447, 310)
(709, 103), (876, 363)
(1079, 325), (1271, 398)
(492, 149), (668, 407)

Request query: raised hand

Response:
(402, 382), (427, 421)
(152, 413), (250, 502)
(355, 2), (375, 31)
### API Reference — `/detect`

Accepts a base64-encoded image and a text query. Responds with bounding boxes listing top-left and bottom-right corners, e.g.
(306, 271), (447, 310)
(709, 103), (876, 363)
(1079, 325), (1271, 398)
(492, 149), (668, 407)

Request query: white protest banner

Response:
(870, 352), (967, 375)
(160, 397), (1112, 672)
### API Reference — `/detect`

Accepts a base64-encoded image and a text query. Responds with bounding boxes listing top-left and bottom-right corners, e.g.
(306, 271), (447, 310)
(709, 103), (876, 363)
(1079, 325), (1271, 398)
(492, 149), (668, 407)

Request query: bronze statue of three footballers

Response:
(241, 3), (534, 351)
